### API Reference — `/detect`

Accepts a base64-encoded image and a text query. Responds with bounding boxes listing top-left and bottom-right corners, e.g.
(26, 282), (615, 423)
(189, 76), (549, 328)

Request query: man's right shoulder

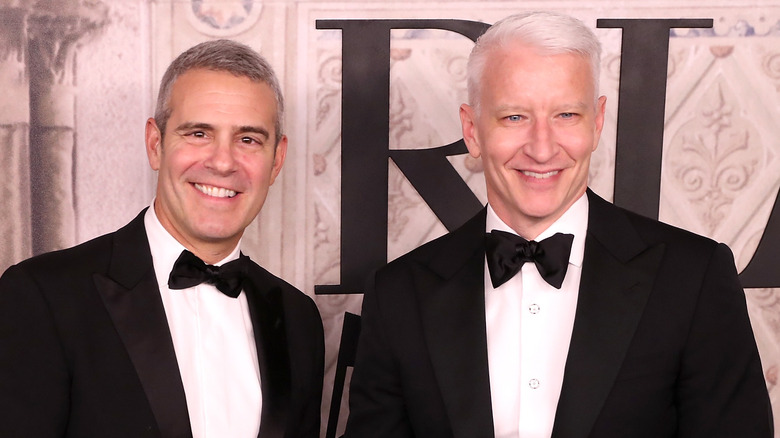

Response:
(5, 231), (116, 282)
(376, 207), (487, 278)
(3, 210), (147, 281)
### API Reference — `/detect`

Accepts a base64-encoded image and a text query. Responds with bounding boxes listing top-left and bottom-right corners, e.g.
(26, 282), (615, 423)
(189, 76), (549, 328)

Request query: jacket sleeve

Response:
(676, 243), (773, 437)
(297, 295), (325, 438)
(0, 264), (70, 436)
(343, 272), (415, 438)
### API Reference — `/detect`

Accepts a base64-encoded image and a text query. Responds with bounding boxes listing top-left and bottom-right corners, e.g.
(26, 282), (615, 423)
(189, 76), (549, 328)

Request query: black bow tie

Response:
(168, 250), (249, 298)
(485, 230), (574, 289)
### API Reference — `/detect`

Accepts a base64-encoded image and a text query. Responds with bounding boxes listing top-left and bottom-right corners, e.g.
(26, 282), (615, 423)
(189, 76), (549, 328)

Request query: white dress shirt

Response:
(485, 194), (588, 438)
(144, 204), (262, 437)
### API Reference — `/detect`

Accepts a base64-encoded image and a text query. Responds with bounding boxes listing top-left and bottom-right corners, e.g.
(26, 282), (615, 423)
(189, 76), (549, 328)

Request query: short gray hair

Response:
(154, 39), (285, 145)
(467, 11), (602, 109)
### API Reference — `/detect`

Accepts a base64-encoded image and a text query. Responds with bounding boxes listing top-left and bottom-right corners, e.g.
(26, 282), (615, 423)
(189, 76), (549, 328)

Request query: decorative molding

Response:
(315, 54), (341, 131)
(26, 0), (108, 255)
(27, 1), (108, 87)
(762, 51), (780, 92)
(667, 79), (762, 234)
(186, 0), (263, 37)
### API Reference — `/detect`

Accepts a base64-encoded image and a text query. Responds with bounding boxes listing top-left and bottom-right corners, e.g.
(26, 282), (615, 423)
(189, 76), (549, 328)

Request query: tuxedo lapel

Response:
(418, 209), (495, 438)
(93, 210), (192, 438)
(243, 265), (290, 438)
(552, 191), (665, 438)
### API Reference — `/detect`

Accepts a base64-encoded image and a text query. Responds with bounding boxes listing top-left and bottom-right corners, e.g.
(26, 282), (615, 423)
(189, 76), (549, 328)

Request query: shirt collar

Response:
(485, 193), (588, 268)
(144, 200), (241, 290)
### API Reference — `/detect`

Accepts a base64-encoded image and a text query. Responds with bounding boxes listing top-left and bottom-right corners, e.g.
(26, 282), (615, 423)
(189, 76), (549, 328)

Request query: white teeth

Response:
(522, 170), (559, 179)
(194, 183), (236, 198)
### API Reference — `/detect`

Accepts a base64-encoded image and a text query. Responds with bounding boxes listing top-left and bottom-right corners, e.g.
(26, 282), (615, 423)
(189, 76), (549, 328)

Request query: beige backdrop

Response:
(1, 0), (780, 436)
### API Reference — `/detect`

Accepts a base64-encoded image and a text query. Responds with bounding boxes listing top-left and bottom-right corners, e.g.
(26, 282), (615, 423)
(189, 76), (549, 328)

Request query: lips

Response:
(194, 183), (237, 198)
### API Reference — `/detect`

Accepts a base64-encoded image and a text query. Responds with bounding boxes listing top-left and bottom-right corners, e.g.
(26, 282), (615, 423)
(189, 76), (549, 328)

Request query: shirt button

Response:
(529, 378), (540, 389)
(529, 303), (540, 314)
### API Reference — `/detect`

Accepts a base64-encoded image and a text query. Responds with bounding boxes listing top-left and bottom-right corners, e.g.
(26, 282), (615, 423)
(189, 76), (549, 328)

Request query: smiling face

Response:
(460, 45), (606, 239)
(145, 68), (286, 263)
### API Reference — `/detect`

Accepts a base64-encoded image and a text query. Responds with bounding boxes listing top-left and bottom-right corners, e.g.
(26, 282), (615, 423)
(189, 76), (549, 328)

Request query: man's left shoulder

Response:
(245, 261), (321, 316)
(623, 206), (722, 252)
(591, 191), (721, 252)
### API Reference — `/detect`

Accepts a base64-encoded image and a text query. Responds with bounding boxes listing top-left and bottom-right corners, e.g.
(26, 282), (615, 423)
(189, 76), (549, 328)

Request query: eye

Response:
(505, 115), (522, 122)
(559, 112), (576, 119)
(240, 136), (261, 145)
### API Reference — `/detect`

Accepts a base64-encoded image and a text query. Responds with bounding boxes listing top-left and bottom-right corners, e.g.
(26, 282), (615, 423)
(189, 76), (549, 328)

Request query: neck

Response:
(184, 243), (238, 265)
(510, 223), (550, 242)
(492, 206), (558, 241)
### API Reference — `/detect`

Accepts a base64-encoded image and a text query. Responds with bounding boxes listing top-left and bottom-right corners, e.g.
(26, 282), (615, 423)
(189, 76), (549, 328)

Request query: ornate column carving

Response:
(26, 0), (107, 255)
(0, 4), (32, 271)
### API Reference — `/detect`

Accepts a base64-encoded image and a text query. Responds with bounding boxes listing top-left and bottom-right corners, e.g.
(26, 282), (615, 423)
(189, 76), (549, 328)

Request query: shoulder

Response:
(622, 205), (719, 254)
(4, 231), (117, 285)
(245, 262), (324, 358)
(379, 208), (486, 277)
(0, 229), (125, 325)
(2, 211), (147, 284)
(587, 192), (739, 294)
(246, 261), (322, 320)
(366, 208), (486, 308)
(588, 190), (722, 255)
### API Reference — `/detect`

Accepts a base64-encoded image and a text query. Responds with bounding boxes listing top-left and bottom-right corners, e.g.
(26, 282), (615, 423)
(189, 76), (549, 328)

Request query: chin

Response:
(516, 204), (564, 222)
(194, 224), (242, 241)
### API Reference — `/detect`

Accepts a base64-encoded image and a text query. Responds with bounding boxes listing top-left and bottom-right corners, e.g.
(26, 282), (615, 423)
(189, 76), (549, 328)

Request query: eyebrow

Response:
(236, 125), (270, 141)
(494, 101), (591, 113)
(175, 122), (270, 140)
(175, 122), (213, 132)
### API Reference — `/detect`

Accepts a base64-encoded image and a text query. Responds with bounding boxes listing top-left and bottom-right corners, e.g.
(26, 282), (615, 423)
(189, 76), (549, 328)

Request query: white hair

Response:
(467, 11), (602, 109)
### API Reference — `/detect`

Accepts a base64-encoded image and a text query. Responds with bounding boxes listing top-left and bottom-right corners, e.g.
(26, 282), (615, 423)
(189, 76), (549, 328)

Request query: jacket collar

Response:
(417, 208), (496, 437)
(94, 209), (193, 438)
(244, 264), (291, 438)
(94, 210), (293, 438)
(419, 190), (666, 437)
(552, 190), (664, 437)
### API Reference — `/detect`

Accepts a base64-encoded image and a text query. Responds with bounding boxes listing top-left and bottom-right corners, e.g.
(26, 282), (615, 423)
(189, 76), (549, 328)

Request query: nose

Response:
(204, 135), (238, 174)
(524, 119), (557, 163)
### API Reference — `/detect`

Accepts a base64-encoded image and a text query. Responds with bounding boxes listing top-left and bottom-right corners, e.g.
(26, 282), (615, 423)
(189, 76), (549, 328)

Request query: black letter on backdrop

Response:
(596, 19), (712, 219)
(738, 192), (780, 288)
(314, 19), (487, 295)
(596, 18), (780, 287)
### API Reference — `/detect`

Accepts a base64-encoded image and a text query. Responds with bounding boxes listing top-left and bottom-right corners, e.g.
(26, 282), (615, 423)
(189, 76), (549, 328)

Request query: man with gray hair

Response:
(0, 39), (323, 437)
(345, 11), (771, 437)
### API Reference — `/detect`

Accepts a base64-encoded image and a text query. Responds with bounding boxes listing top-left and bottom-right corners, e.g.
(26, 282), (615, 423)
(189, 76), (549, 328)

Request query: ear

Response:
(268, 134), (288, 186)
(459, 103), (482, 158)
(145, 118), (163, 170)
(592, 95), (607, 152)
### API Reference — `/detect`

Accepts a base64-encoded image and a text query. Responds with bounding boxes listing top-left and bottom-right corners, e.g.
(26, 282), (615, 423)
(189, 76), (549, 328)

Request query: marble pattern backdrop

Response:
(1, 0), (779, 436)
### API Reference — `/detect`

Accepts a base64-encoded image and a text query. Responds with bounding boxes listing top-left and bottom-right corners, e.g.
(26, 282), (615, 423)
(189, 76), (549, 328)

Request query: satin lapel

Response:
(243, 265), (290, 438)
(419, 209), (495, 438)
(552, 191), (665, 438)
(94, 211), (192, 438)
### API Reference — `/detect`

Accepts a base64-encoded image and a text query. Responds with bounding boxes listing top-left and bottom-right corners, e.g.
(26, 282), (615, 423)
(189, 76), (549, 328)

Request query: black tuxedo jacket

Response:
(0, 210), (324, 437)
(345, 190), (772, 438)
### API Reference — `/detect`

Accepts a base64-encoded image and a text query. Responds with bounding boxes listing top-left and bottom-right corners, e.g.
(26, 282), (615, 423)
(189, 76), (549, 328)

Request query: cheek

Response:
(558, 131), (597, 160)
(243, 158), (276, 187)
(167, 150), (205, 176)
(481, 136), (517, 163)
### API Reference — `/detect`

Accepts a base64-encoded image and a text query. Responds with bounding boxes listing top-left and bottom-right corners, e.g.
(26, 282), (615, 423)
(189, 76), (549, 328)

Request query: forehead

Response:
(489, 45), (590, 77)
(168, 69), (278, 120)
(479, 46), (594, 98)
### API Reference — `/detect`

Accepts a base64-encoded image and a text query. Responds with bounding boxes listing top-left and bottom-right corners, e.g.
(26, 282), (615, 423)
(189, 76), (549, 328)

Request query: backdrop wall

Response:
(1, 0), (779, 436)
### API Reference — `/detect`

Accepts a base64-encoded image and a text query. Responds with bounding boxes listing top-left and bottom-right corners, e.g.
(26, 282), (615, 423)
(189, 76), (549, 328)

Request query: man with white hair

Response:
(345, 11), (771, 438)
